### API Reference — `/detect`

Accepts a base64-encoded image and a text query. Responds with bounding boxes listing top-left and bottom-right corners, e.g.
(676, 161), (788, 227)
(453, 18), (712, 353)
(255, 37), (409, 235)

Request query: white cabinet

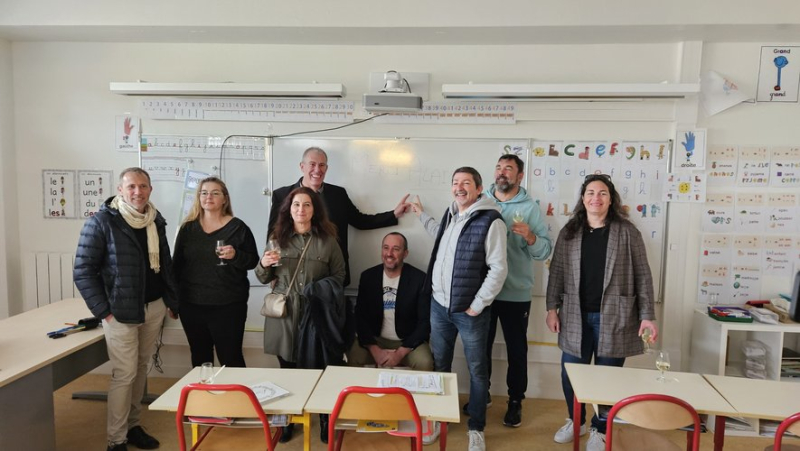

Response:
(690, 309), (800, 436)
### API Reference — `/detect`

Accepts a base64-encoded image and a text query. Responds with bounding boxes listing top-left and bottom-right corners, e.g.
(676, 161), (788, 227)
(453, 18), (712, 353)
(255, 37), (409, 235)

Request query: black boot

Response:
(279, 424), (294, 443)
(319, 413), (329, 444)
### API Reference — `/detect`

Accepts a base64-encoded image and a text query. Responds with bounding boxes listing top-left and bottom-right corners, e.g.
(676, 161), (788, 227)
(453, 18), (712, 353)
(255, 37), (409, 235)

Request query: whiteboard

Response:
(271, 137), (531, 291)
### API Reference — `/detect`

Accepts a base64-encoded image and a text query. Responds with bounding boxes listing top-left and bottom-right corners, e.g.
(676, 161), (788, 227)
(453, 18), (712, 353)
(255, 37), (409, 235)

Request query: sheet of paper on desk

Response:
(378, 372), (444, 395)
(249, 381), (290, 404)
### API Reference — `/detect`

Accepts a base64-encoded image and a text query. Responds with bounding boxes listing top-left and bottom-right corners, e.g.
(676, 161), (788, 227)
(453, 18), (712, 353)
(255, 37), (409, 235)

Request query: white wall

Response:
(0, 39), (20, 318)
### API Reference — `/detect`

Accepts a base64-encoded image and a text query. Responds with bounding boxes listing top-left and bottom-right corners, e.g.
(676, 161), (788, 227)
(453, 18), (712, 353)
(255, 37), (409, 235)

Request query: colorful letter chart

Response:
(702, 193), (735, 233)
(735, 192), (766, 232)
(42, 170), (76, 219)
(767, 193), (798, 233)
(698, 261), (730, 303)
(733, 235), (762, 266)
(762, 236), (794, 278)
(730, 264), (762, 302)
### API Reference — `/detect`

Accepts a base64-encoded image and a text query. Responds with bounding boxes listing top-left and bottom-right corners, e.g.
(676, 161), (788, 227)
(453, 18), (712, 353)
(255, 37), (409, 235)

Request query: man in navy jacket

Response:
(348, 232), (432, 370)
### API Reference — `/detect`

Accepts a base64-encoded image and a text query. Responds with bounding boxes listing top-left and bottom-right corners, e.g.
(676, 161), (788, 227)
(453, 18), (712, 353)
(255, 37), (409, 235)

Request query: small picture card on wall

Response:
(757, 46), (800, 103)
(706, 145), (738, 186)
(769, 146), (800, 187)
(673, 129), (706, 170)
(115, 115), (140, 152)
(737, 146), (770, 186)
(663, 173), (706, 203)
(77, 170), (113, 219)
(42, 170), (77, 219)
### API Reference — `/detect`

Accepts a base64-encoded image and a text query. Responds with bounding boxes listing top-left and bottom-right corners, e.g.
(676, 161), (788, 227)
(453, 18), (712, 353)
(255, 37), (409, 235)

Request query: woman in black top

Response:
(173, 176), (258, 367)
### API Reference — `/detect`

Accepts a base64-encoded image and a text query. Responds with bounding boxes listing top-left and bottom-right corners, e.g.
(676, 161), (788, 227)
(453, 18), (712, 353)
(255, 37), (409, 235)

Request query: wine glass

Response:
(641, 327), (653, 354)
(512, 210), (524, 223)
(215, 240), (227, 266)
(656, 351), (671, 382)
(267, 239), (282, 267)
(199, 362), (214, 384)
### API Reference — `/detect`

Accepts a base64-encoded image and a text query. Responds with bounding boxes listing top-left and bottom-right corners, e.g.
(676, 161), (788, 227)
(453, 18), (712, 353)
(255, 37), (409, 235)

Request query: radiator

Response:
(23, 253), (77, 311)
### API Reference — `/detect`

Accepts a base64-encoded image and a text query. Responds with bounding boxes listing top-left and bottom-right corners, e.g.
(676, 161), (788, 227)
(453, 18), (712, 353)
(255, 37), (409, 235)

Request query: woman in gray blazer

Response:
(545, 174), (658, 451)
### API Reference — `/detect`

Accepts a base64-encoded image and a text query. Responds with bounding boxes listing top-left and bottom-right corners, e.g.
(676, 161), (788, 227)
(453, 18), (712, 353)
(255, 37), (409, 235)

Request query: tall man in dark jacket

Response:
(412, 167), (508, 451)
(348, 232), (433, 370)
(74, 168), (179, 451)
(268, 147), (410, 286)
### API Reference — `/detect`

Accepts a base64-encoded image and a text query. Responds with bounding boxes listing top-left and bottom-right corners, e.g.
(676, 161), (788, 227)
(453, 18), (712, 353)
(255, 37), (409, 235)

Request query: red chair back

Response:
(328, 386), (422, 451)
(775, 411), (800, 451)
(176, 383), (280, 451)
(605, 394), (701, 451)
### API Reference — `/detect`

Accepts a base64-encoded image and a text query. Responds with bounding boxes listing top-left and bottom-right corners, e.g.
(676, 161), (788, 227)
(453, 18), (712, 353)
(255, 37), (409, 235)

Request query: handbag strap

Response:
(284, 236), (313, 294)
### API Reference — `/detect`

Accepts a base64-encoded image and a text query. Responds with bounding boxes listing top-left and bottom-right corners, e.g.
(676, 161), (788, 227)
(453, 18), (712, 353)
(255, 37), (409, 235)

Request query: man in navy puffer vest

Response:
(411, 166), (507, 451)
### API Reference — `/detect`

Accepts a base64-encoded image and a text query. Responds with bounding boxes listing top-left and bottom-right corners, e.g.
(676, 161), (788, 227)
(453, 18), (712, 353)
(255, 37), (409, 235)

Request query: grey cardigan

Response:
(545, 220), (655, 358)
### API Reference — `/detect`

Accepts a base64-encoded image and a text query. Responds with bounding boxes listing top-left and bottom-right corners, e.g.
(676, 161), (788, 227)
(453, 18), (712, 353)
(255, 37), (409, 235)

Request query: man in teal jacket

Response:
(465, 154), (552, 427)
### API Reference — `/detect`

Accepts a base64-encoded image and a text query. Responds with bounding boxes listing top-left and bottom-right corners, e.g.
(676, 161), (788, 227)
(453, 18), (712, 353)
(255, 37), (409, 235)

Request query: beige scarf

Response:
(110, 195), (160, 273)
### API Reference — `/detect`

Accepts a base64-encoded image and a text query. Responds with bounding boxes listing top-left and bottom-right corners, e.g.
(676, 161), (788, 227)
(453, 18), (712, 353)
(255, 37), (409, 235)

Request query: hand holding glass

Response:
(656, 351), (671, 382)
(641, 327), (653, 354)
(215, 240), (227, 266)
(512, 210), (524, 223)
(267, 239), (282, 267)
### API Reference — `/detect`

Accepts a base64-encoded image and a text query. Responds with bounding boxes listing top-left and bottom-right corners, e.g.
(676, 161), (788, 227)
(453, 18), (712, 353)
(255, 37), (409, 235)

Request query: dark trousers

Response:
(180, 301), (247, 368)
(486, 300), (531, 402)
(561, 312), (625, 433)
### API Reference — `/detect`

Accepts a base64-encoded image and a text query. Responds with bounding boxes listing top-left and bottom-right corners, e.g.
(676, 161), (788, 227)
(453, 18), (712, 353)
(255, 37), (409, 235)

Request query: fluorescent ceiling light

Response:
(441, 83), (700, 100)
(109, 82), (346, 98)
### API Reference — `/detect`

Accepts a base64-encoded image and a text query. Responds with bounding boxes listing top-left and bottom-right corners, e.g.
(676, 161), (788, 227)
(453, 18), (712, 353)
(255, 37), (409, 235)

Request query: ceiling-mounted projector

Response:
(363, 70), (423, 113)
(363, 92), (423, 113)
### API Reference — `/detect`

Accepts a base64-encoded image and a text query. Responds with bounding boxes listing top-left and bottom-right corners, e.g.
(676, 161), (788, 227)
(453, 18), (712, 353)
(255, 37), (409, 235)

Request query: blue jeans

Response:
(430, 300), (490, 431)
(561, 312), (625, 434)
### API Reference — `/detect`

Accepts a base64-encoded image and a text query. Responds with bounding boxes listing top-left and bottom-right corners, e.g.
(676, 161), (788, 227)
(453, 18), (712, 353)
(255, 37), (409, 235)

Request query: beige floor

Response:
(55, 373), (791, 450)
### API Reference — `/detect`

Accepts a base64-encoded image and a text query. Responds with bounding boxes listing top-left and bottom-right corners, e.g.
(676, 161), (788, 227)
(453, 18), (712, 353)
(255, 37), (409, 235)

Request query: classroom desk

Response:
(704, 374), (800, 427)
(0, 298), (107, 451)
(565, 363), (737, 451)
(304, 366), (460, 451)
(149, 367), (323, 451)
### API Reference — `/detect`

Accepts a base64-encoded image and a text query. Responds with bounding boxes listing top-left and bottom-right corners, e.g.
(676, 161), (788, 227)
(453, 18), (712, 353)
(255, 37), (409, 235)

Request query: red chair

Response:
(176, 383), (281, 451)
(605, 394), (702, 451)
(328, 386), (423, 451)
(774, 411), (800, 451)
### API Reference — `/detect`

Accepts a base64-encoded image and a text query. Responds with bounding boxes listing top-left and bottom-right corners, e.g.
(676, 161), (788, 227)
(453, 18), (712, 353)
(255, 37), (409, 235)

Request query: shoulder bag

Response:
(261, 236), (312, 318)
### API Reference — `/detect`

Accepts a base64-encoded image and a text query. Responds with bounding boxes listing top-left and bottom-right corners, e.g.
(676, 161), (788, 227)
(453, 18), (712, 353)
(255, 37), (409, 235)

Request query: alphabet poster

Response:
(42, 170), (76, 219)
(757, 46), (800, 102)
(77, 170), (113, 219)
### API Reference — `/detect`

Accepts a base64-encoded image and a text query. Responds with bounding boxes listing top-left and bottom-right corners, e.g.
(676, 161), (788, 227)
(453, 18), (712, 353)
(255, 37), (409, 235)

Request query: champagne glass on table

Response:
(267, 239), (282, 267)
(656, 350), (671, 382)
(215, 240), (227, 266)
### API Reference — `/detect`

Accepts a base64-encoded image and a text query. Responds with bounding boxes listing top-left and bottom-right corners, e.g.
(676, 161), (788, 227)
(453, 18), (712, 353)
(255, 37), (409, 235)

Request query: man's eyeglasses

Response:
(584, 174), (612, 183)
(199, 191), (223, 197)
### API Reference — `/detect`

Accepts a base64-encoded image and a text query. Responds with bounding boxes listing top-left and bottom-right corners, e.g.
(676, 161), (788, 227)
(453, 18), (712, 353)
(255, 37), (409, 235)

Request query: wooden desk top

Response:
(149, 367), (323, 416)
(565, 363), (736, 416)
(304, 366), (461, 423)
(703, 374), (800, 421)
(0, 298), (103, 388)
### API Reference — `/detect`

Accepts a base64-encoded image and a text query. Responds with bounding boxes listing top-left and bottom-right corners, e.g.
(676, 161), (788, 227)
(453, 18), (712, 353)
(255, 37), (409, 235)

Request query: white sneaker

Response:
(585, 428), (606, 451)
(467, 430), (485, 451)
(554, 418), (587, 443)
(422, 421), (440, 445)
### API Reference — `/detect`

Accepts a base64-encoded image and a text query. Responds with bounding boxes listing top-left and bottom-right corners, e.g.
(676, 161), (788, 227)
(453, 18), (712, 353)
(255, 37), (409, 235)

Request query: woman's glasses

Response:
(584, 174), (612, 183)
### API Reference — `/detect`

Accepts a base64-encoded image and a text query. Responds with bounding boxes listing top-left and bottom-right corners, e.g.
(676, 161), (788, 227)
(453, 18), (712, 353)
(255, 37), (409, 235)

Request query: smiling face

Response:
(582, 180), (612, 218)
(300, 150), (328, 191)
(494, 158), (523, 193)
(381, 233), (408, 272)
(199, 181), (226, 213)
(290, 193), (314, 226)
(118, 171), (152, 213)
(452, 171), (482, 213)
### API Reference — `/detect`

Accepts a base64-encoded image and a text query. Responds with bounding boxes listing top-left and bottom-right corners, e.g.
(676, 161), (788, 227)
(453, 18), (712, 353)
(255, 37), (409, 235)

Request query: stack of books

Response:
(780, 347), (800, 379)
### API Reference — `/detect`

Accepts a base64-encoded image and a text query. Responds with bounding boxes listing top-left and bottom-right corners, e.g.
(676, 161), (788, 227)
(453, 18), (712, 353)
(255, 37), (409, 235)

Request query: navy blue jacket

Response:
(355, 263), (429, 350)
(424, 209), (501, 313)
(73, 198), (179, 323)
